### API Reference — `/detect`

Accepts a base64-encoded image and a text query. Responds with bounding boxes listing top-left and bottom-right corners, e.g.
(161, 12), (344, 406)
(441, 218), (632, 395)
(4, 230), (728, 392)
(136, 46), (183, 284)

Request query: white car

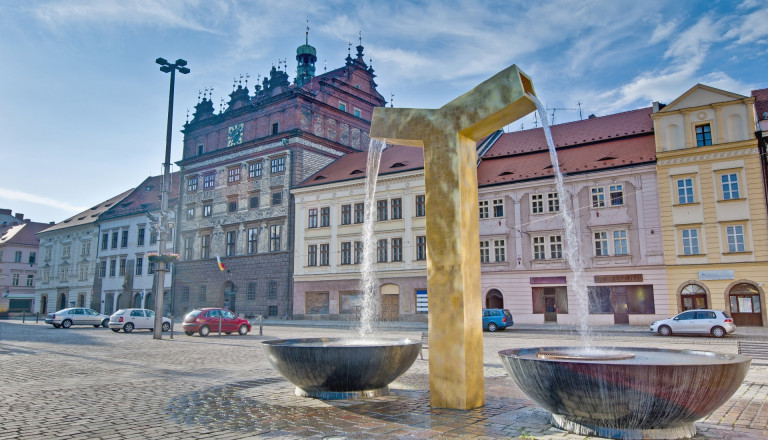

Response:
(650, 309), (736, 338)
(45, 308), (110, 329)
(109, 308), (171, 333)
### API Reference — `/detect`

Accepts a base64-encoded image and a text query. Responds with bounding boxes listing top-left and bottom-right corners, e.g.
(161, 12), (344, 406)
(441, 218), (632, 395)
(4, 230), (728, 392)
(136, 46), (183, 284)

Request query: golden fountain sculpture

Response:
(370, 65), (536, 410)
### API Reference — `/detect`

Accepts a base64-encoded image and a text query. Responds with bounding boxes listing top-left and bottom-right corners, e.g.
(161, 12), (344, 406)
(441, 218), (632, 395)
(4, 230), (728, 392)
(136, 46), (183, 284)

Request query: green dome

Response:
(296, 44), (316, 58)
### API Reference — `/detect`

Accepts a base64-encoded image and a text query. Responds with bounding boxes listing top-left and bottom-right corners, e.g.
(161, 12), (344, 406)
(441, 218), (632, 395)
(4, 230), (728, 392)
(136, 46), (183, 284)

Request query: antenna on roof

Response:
(359, 30), (362, 46)
(324, 59), (327, 72)
(390, 93), (394, 108)
(186, 108), (189, 124)
(198, 90), (202, 103)
(245, 73), (249, 89)
(578, 101), (583, 120)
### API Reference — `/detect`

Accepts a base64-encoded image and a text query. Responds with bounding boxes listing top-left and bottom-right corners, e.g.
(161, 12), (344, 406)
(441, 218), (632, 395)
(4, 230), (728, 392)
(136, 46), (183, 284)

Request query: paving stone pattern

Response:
(0, 321), (766, 439)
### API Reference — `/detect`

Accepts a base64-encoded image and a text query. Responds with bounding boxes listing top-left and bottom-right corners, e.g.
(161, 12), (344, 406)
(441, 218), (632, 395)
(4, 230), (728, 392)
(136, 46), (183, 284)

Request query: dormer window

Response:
(695, 124), (712, 146)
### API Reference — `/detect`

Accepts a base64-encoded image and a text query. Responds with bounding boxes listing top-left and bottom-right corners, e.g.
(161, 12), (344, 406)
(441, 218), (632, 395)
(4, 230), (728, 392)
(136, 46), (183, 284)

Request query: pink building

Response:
(0, 210), (51, 315)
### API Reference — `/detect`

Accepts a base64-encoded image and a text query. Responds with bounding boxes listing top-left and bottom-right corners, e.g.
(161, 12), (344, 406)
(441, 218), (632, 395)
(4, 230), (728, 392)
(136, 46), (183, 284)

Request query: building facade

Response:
(172, 40), (386, 319)
(0, 211), (50, 315)
(653, 84), (768, 327)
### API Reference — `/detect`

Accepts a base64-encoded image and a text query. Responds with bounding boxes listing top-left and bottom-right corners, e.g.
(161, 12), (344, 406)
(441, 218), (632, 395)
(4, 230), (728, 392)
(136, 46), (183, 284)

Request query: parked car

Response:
(650, 309), (735, 338)
(483, 308), (513, 332)
(45, 308), (110, 329)
(182, 308), (251, 337)
(109, 308), (171, 333)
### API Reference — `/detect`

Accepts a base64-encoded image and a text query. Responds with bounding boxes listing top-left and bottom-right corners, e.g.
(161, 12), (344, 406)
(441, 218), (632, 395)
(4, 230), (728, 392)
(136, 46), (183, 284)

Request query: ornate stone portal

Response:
(370, 65), (536, 410)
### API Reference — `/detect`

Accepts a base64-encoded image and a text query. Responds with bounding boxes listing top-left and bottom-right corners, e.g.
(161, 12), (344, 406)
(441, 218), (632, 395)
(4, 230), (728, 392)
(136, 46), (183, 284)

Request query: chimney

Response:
(15, 213), (23, 221)
(0, 209), (11, 216)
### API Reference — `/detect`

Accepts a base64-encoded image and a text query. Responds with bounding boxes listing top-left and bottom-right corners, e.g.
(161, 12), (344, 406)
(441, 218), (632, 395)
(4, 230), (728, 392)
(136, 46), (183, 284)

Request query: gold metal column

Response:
(370, 65), (535, 409)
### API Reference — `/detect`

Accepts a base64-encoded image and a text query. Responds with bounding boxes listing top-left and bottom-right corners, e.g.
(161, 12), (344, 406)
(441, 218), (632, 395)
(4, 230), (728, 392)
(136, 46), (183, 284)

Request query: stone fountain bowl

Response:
(499, 346), (751, 439)
(262, 337), (421, 399)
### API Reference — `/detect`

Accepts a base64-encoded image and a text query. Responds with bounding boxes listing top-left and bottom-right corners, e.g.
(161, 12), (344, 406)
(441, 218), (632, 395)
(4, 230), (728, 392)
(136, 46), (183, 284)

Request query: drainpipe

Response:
(757, 128), (768, 219)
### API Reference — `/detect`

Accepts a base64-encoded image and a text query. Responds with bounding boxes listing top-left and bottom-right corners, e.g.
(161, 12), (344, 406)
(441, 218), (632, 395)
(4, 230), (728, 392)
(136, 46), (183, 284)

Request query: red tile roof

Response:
(753, 88), (768, 121)
(297, 145), (424, 188)
(0, 221), (50, 246)
(484, 107), (653, 157)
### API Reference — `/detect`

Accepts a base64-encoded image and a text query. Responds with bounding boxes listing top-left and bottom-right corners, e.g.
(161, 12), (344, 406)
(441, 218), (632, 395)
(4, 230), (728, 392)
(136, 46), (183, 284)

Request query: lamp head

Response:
(175, 59), (187, 67)
(178, 67), (190, 75)
(156, 57), (168, 66)
(160, 65), (172, 73)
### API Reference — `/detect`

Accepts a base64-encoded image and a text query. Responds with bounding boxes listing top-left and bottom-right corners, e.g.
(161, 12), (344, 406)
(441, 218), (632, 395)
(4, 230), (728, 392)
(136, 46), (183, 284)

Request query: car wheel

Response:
(53, 324), (61, 328)
(488, 322), (498, 332)
(162, 322), (171, 332)
(658, 325), (672, 336)
(61, 319), (72, 329)
(225, 332), (232, 335)
(111, 328), (120, 333)
(102, 319), (109, 328)
(711, 326), (726, 338)
(184, 331), (194, 336)
(93, 324), (100, 328)
(238, 324), (248, 336)
(123, 322), (134, 333)
(199, 325), (210, 337)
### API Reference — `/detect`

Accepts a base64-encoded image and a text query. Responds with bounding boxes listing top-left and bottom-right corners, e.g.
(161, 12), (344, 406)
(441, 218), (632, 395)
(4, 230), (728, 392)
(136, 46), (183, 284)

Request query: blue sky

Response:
(1, 0), (766, 223)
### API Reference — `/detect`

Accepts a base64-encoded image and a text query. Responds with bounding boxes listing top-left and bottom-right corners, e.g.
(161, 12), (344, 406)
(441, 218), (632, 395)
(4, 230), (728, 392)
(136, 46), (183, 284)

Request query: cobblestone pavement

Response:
(1, 320), (766, 439)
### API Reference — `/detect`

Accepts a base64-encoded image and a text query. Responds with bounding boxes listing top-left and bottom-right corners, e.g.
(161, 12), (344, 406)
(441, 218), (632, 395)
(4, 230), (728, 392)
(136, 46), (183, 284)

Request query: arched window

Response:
(680, 284), (707, 310)
(486, 289), (504, 309)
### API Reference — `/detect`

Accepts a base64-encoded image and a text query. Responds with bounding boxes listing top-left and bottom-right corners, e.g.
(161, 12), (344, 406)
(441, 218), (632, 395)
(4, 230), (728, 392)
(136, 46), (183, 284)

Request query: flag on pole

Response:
(216, 255), (227, 271)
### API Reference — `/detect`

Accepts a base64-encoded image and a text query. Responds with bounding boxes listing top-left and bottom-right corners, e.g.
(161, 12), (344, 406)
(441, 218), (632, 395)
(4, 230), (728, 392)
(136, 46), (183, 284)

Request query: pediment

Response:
(660, 84), (746, 112)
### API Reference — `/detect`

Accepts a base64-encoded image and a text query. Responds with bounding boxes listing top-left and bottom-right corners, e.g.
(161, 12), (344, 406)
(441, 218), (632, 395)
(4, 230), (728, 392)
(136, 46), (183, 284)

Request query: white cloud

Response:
(649, 20), (677, 44)
(723, 6), (768, 45)
(0, 188), (86, 214)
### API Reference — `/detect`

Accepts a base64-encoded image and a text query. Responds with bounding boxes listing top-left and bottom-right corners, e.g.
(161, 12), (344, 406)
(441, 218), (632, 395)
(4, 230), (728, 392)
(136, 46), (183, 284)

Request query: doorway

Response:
(728, 283), (763, 326)
(381, 295), (399, 321)
(40, 295), (48, 314)
(58, 292), (67, 310)
(681, 283), (708, 310)
(486, 289), (504, 309)
(223, 282), (236, 313)
(543, 288), (557, 322)
(613, 293), (629, 324)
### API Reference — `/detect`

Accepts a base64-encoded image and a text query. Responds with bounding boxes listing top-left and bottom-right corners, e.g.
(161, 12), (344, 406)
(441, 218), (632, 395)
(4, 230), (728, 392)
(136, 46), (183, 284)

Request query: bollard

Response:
(36, 312), (39, 324)
(218, 315), (222, 337)
(169, 316), (174, 339)
(22, 311), (26, 323)
(259, 315), (263, 336)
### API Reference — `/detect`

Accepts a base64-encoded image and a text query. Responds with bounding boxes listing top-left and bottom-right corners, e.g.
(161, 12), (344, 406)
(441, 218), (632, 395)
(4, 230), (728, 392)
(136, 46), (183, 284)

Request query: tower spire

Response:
(295, 20), (317, 87)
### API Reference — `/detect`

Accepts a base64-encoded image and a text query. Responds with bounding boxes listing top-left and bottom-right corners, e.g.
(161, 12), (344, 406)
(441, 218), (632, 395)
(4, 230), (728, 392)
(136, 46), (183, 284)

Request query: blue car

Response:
(483, 308), (513, 332)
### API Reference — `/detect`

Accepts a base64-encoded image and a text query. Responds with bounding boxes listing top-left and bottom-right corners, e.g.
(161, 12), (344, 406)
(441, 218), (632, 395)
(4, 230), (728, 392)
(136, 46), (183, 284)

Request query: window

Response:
(150, 231), (157, 245)
(416, 235), (427, 261)
(319, 244), (329, 266)
(186, 206), (195, 219)
(531, 194), (544, 214)
(203, 173), (215, 189)
(227, 167), (241, 184)
(102, 233), (108, 250)
(228, 200), (237, 212)
(339, 101), (346, 112)
(119, 258), (126, 276)
(588, 286), (613, 313)
(307, 245), (317, 266)
(721, 173), (740, 200)
(354, 108), (361, 118)
(550, 235), (563, 259)
(14, 251), (21, 263)
(269, 225), (281, 251)
(391, 198), (402, 220)
(249, 196), (259, 209)
(591, 188), (605, 208)
(135, 257), (143, 276)
(197, 145), (204, 156)
(547, 193), (560, 212)
(26, 274), (34, 287)
(682, 229), (699, 255)
(415, 195), (426, 217)
(613, 230), (628, 255)
(184, 237), (194, 260)
(187, 177), (198, 192)
(492, 199), (504, 217)
(199, 286), (206, 302)
(341, 205), (352, 225)
(247, 228), (258, 254)
(725, 225), (746, 252)
(377, 200), (388, 221)
(320, 207), (330, 227)
(59, 267), (69, 281)
(676, 178), (695, 204)
(479, 200), (489, 219)
(111, 232), (118, 249)
(109, 259), (116, 277)
(79, 242), (89, 257)
(594, 232), (608, 256)
(63, 245), (71, 258)
(182, 286), (190, 302)
(99, 261), (106, 278)
(268, 305), (278, 316)
(148, 262), (156, 274)
(354, 203), (365, 223)
(609, 184), (624, 206)
(480, 240), (490, 263)
(270, 157), (285, 173)
(201, 234), (211, 259)
(533, 236), (546, 260)
(340, 242), (352, 265)
(354, 241), (363, 264)
(246, 282), (256, 300)
(696, 124), (712, 146)
(494, 239), (506, 262)
(203, 203), (212, 217)
(29, 251), (37, 264)
(377, 239), (388, 263)
(308, 209), (318, 228)
(12, 273), (19, 286)
(272, 192), (282, 205)
(392, 238), (403, 262)
(267, 280), (277, 299)
(121, 230), (128, 248)
(271, 122), (279, 135)
(249, 162), (262, 178)
(226, 231), (236, 256)
(137, 228), (145, 246)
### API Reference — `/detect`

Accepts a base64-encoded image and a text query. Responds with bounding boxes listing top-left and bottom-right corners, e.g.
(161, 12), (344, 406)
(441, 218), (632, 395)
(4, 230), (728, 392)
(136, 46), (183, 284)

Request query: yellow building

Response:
(653, 84), (767, 327)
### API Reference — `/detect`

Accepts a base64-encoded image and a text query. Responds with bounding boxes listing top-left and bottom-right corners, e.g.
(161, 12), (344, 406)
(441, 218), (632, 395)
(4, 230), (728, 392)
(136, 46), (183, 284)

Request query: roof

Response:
(296, 144), (424, 188)
(0, 221), (50, 246)
(99, 172), (180, 221)
(39, 189), (134, 234)
(753, 88), (768, 120)
(483, 107), (653, 157)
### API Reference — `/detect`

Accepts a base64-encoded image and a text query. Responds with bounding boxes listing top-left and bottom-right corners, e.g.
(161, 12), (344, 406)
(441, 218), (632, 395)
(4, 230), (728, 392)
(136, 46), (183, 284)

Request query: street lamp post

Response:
(153, 57), (189, 340)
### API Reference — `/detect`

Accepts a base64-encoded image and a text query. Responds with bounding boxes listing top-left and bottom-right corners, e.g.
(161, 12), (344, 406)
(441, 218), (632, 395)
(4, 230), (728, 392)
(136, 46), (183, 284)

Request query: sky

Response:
(1, 0), (766, 224)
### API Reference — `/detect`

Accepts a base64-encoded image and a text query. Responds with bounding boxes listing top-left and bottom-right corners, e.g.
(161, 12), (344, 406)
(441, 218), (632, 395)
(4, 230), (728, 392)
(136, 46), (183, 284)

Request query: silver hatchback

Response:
(650, 309), (736, 338)
(45, 308), (110, 329)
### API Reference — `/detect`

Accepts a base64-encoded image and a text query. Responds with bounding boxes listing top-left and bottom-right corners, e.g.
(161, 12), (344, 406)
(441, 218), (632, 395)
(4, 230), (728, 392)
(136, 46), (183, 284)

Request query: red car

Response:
(182, 308), (251, 337)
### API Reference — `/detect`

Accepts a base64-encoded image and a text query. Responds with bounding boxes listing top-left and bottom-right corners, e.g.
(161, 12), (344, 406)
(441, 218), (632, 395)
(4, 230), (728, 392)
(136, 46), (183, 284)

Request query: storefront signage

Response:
(594, 274), (643, 283)
(530, 276), (567, 284)
(699, 270), (735, 281)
